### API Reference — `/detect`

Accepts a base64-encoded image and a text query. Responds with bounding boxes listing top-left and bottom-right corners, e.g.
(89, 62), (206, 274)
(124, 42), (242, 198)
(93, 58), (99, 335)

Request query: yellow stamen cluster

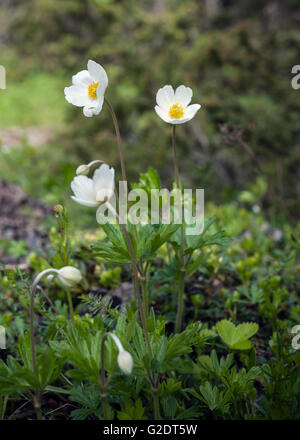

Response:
(88, 81), (100, 99)
(168, 103), (184, 119)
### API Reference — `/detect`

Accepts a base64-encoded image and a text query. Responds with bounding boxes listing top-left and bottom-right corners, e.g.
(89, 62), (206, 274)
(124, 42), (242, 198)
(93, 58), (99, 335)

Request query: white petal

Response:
(71, 175), (98, 206)
(156, 85), (175, 110)
(154, 105), (173, 124)
(64, 85), (89, 107)
(83, 106), (94, 117)
(87, 60), (108, 95)
(82, 97), (104, 117)
(183, 103), (201, 120)
(72, 70), (92, 87)
(93, 96), (104, 114)
(175, 85), (193, 107)
(71, 196), (99, 207)
(93, 164), (115, 202)
(95, 188), (115, 202)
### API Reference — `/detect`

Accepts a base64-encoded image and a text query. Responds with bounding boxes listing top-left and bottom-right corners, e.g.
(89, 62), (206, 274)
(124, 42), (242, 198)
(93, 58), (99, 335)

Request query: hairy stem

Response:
(33, 391), (43, 420)
(172, 126), (186, 333)
(30, 268), (58, 375)
(153, 386), (160, 420)
(66, 289), (74, 321)
(30, 268), (59, 420)
(100, 333), (109, 419)
(104, 97), (127, 182)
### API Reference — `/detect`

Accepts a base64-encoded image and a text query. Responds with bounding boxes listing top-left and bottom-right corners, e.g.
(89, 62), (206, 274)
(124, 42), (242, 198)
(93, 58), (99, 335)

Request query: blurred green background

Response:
(0, 0), (299, 227)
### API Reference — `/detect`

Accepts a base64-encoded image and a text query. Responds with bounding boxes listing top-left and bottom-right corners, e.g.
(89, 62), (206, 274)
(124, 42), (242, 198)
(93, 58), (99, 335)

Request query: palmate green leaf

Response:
(0, 342), (63, 396)
(217, 319), (259, 351)
(169, 215), (231, 254)
(91, 222), (132, 264)
(117, 398), (147, 420)
(90, 242), (132, 264)
(165, 322), (202, 361)
(50, 321), (104, 383)
(185, 229), (231, 254)
(193, 382), (231, 414)
(92, 221), (179, 264)
(70, 384), (101, 410)
(0, 356), (36, 395)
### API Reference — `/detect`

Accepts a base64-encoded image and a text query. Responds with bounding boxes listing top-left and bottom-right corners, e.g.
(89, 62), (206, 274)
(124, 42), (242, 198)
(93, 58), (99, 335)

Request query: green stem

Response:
(100, 333), (109, 419)
(175, 270), (185, 333)
(141, 276), (149, 318)
(172, 126), (186, 333)
(30, 268), (59, 420)
(66, 289), (74, 321)
(33, 391), (43, 420)
(99, 332), (128, 419)
(0, 395), (8, 420)
(104, 97), (127, 182)
(106, 203), (152, 360)
(30, 268), (58, 375)
(153, 386), (160, 420)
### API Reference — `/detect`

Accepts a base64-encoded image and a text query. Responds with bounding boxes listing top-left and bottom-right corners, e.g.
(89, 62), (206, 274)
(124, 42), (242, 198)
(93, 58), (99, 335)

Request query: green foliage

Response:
(0, 1), (299, 421)
(0, 333), (62, 395)
(190, 382), (231, 415)
(217, 319), (259, 350)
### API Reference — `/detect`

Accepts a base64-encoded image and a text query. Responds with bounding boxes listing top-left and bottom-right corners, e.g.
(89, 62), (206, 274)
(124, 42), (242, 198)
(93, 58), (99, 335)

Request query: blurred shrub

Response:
(1, 0), (300, 218)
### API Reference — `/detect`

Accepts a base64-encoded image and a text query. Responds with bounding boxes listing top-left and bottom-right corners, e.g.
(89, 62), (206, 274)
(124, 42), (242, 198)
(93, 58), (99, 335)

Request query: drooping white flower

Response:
(117, 350), (134, 375)
(155, 85), (201, 124)
(57, 266), (82, 288)
(64, 60), (108, 117)
(108, 333), (133, 375)
(71, 163), (115, 207)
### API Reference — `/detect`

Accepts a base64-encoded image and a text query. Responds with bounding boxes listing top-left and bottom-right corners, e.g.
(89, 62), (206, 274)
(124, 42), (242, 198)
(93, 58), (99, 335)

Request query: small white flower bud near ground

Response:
(117, 350), (133, 375)
(107, 332), (134, 375)
(57, 266), (82, 288)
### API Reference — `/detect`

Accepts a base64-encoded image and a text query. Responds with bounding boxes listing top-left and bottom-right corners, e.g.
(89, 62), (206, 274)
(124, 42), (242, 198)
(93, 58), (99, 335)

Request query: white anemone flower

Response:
(64, 60), (108, 117)
(71, 163), (115, 209)
(155, 85), (201, 124)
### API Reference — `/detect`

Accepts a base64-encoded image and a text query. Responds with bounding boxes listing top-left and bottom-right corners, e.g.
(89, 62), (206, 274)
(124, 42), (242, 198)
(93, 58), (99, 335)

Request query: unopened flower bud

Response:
(76, 164), (90, 175)
(53, 204), (64, 214)
(76, 160), (104, 176)
(47, 274), (55, 282)
(107, 333), (134, 375)
(57, 266), (82, 288)
(117, 350), (133, 375)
